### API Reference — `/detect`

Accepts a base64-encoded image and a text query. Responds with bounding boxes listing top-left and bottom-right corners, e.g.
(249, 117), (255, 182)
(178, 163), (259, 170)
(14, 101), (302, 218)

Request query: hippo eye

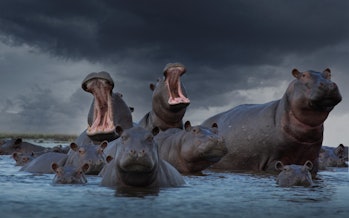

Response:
(79, 148), (86, 155)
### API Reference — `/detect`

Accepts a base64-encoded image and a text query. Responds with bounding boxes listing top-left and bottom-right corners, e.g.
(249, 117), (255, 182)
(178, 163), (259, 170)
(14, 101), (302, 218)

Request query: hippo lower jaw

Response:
(86, 129), (118, 142)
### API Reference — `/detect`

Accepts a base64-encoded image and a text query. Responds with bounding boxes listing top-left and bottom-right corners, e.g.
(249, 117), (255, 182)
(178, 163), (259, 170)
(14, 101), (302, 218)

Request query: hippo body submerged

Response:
(100, 126), (185, 189)
(139, 63), (190, 131)
(20, 152), (67, 174)
(202, 69), (342, 176)
(319, 144), (348, 170)
(0, 138), (46, 155)
(155, 121), (227, 174)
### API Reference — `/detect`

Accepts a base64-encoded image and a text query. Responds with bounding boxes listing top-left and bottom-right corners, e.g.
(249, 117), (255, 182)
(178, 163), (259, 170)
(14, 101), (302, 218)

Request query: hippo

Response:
(0, 138), (46, 155)
(51, 162), (89, 184)
(100, 126), (185, 188)
(154, 121), (227, 174)
(20, 152), (68, 174)
(75, 71), (133, 145)
(318, 144), (348, 170)
(12, 152), (36, 166)
(275, 160), (314, 187)
(64, 141), (108, 175)
(202, 68), (342, 176)
(138, 63), (190, 131)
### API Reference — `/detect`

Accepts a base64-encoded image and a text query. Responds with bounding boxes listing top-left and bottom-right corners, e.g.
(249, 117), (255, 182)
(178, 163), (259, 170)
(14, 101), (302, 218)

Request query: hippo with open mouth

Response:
(202, 68), (342, 176)
(138, 63), (190, 131)
(76, 71), (133, 145)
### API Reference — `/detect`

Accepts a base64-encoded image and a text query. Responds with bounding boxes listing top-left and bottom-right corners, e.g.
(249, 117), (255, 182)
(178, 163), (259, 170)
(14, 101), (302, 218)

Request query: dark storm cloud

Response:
(1, 0), (349, 66)
(0, 0), (348, 138)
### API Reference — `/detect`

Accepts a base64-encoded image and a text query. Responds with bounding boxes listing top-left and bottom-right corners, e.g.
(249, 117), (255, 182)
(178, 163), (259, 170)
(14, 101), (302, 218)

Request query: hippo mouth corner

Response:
(164, 65), (190, 105)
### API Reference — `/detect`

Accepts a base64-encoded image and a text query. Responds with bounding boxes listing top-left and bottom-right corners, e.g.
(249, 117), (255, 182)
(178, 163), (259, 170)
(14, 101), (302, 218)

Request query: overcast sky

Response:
(0, 0), (348, 147)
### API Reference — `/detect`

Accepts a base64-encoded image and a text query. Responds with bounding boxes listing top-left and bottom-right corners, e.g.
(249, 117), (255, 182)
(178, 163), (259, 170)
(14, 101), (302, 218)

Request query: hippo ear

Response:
(275, 161), (284, 171)
(81, 163), (90, 173)
(51, 163), (59, 173)
(115, 126), (123, 137)
(335, 144), (344, 158)
(150, 83), (155, 91)
(106, 155), (114, 163)
(304, 160), (313, 170)
(322, 68), (331, 80)
(184, 121), (192, 131)
(292, 69), (302, 79)
(12, 152), (19, 161)
(70, 142), (79, 152)
(152, 127), (160, 136)
(129, 107), (134, 113)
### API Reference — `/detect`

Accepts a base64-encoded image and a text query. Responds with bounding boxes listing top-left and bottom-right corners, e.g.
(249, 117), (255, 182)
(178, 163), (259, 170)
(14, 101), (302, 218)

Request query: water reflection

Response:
(115, 186), (160, 198)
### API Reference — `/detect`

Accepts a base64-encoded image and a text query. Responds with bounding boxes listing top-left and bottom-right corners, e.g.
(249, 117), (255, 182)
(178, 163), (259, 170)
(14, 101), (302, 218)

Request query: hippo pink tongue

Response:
(165, 69), (190, 105)
(85, 78), (116, 137)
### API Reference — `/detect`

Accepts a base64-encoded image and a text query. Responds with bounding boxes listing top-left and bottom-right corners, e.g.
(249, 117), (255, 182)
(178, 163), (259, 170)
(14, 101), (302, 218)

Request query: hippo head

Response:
(151, 63), (190, 122)
(319, 144), (347, 169)
(51, 162), (89, 184)
(180, 121), (227, 173)
(114, 126), (160, 187)
(0, 138), (23, 155)
(12, 152), (35, 166)
(69, 141), (108, 175)
(81, 71), (118, 141)
(289, 68), (342, 126)
(275, 160), (314, 187)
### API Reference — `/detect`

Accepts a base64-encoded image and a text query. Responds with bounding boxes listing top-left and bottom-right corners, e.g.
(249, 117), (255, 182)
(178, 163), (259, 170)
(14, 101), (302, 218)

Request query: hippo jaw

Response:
(117, 163), (158, 187)
(82, 72), (117, 141)
(163, 63), (190, 105)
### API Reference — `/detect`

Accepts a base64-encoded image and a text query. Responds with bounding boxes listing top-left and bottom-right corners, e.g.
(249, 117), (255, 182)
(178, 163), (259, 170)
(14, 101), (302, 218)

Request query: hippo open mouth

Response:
(82, 72), (117, 140)
(164, 63), (190, 105)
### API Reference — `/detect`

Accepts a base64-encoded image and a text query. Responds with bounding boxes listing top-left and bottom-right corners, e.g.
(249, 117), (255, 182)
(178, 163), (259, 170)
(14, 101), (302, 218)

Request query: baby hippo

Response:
(155, 121), (227, 174)
(12, 152), (36, 166)
(51, 162), (89, 184)
(100, 126), (185, 188)
(275, 160), (314, 187)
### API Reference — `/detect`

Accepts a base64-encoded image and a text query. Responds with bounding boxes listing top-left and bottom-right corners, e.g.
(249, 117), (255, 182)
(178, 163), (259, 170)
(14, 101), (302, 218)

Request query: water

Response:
(0, 140), (348, 218)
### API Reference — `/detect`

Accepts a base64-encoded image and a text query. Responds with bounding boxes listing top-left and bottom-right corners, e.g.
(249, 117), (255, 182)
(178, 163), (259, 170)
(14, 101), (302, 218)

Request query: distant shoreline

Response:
(0, 133), (77, 142)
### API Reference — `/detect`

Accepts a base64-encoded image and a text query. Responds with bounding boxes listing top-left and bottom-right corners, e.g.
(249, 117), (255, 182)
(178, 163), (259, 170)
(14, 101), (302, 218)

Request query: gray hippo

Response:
(12, 152), (36, 166)
(155, 121), (227, 174)
(275, 160), (314, 187)
(138, 63), (190, 131)
(51, 162), (89, 184)
(75, 71), (133, 145)
(202, 68), (342, 176)
(100, 126), (185, 188)
(318, 144), (348, 170)
(0, 138), (46, 155)
(20, 152), (68, 174)
(64, 141), (108, 175)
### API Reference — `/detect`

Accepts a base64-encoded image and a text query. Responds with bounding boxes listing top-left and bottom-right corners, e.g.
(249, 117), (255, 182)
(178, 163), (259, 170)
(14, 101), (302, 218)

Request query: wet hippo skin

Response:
(155, 121), (227, 174)
(275, 160), (314, 187)
(100, 126), (185, 188)
(76, 71), (133, 145)
(202, 68), (342, 176)
(138, 63), (190, 131)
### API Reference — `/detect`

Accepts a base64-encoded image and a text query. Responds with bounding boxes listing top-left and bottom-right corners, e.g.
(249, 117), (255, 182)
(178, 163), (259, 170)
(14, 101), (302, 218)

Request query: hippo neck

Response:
(150, 109), (185, 130)
(278, 93), (324, 144)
